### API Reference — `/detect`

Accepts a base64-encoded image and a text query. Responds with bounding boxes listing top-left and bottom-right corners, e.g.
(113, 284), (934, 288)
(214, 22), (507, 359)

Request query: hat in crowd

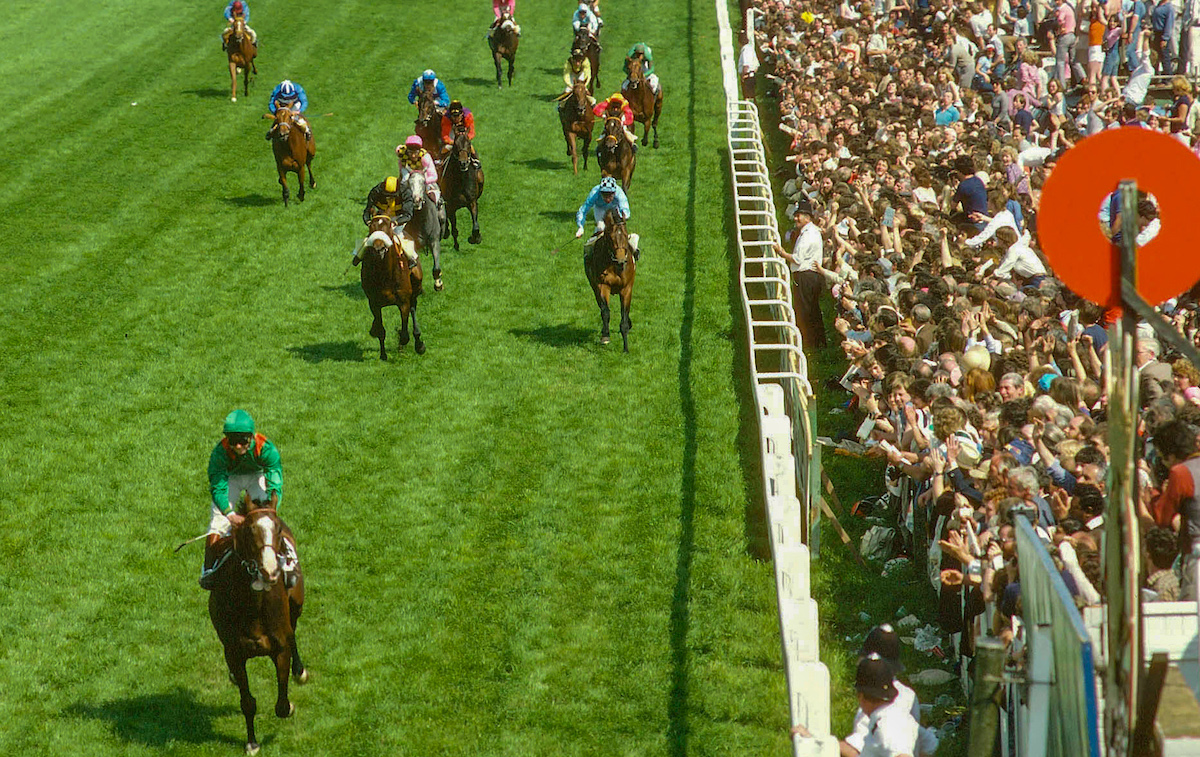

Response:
(793, 193), (815, 217)
(859, 624), (905, 673)
(1037, 372), (1058, 392)
(961, 344), (991, 373)
(855, 653), (899, 702)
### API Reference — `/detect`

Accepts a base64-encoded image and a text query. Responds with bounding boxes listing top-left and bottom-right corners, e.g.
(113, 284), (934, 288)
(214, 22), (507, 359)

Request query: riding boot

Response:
(199, 537), (228, 590)
(630, 233), (641, 261)
(280, 538), (299, 589)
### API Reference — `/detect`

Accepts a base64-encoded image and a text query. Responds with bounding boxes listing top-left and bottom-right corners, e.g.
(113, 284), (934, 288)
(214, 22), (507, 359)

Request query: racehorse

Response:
(404, 171), (445, 291)
(489, 12), (520, 88)
(226, 16), (257, 103)
(266, 107), (315, 206)
(440, 130), (484, 251)
(208, 499), (307, 757)
(414, 90), (441, 158)
(584, 209), (637, 352)
(597, 116), (635, 191)
(573, 28), (601, 94)
(558, 80), (595, 175)
(624, 55), (662, 149)
(359, 215), (425, 358)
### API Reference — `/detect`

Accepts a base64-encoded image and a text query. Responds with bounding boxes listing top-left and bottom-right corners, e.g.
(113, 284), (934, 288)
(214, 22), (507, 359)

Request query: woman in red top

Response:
(1086, 5), (1106, 87)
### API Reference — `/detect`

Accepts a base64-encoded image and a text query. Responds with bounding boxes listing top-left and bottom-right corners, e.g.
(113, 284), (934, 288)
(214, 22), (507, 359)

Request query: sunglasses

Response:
(227, 433), (253, 446)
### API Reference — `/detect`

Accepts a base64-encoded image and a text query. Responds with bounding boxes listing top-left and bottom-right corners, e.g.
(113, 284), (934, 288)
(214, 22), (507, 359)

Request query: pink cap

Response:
(405, 135), (423, 148)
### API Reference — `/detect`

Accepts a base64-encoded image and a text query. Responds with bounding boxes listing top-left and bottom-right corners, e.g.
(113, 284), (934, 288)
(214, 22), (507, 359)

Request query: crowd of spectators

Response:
(737, 0), (1200, 753)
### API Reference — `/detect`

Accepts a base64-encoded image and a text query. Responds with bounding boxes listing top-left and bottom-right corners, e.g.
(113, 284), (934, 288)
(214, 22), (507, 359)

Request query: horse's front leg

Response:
(447, 206), (461, 251)
(229, 60), (239, 102)
(619, 284), (633, 353)
(494, 51), (504, 88)
(278, 172), (289, 207)
(369, 301), (387, 361)
(296, 166), (306, 203)
(428, 231), (443, 291)
(225, 649), (259, 755)
(582, 134), (591, 172)
(273, 644), (294, 719)
(244, 63), (252, 99)
(397, 303), (411, 349)
(598, 285), (612, 345)
(467, 201), (481, 246)
(410, 304), (425, 355)
(507, 56), (516, 86)
(565, 130), (578, 173)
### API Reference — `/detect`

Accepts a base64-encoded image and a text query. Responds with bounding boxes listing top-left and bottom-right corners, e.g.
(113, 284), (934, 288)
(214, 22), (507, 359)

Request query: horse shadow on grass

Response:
(64, 687), (241, 748)
(223, 193), (276, 207)
(509, 324), (593, 348)
(287, 341), (366, 363)
(538, 209), (577, 223)
(321, 282), (366, 300)
(461, 77), (498, 88)
(530, 93), (561, 102)
(181, 88), (230, 99)
(517, 157), (561, 171)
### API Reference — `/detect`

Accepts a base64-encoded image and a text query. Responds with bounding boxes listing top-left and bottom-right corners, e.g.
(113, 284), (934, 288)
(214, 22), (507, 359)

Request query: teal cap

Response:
(222, 409), (255, 434)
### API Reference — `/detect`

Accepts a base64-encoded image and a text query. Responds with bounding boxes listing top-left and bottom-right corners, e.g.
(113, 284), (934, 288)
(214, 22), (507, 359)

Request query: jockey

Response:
(488, 0), (521, 37)
(592, 92), (638, 147)
(572, 2), (601, 38)
(623, 43), (661, 95)
(201, 410), (298, 590)
(268, 80), (312, 141)
(355, 176), (418, 266)
(562, 48), (596, 104)
(221, 0), (256, 49)
(407, 70), (450, 111)
(575, 176), (641, 259)
(440, 100), (478, 156)
(398, 135), (442, 207)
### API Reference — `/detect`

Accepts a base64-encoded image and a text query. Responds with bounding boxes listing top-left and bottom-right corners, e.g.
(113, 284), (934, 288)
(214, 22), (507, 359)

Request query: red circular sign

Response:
(1037, 128), (1200, 308)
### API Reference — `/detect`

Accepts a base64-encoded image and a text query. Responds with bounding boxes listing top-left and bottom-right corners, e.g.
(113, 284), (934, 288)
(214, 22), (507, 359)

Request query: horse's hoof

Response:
(297, 668), (310, 685)
(600, 336), (611, 345)
(246, 743), (260, 756)
(277, 701), (295, 718)
(468, 233), (481, 245)
(653, 140), (659, 149)
(415, 341), (427, 355)
(434, 277), (444, 291)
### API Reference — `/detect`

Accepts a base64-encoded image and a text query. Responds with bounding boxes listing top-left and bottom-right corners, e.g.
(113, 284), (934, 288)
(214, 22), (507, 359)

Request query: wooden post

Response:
(968, 638), (1006, 757)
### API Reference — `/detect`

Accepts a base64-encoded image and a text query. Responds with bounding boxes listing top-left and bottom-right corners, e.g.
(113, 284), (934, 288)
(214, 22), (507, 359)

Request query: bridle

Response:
(235, 508), (282, 589)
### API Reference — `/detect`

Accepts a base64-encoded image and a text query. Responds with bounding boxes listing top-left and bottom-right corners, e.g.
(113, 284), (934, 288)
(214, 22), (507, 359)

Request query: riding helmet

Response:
(405, 135), (424, 149)
(422, 69), (437, 81)
(448, 100), (463, 114)
(279, 80), (296, 97)
(385, 176), (399, 193)
(232, 0), (244, 10)
(223, 409), (255, 434)
(599, 177), (618, 193)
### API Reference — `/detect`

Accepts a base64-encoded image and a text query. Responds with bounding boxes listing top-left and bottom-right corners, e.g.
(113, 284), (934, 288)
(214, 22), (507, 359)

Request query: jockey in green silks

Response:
(199, 409), (298, 590)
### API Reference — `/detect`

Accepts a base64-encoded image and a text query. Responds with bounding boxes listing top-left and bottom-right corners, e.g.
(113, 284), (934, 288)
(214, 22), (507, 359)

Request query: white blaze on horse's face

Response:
(256, 517), (280, 585)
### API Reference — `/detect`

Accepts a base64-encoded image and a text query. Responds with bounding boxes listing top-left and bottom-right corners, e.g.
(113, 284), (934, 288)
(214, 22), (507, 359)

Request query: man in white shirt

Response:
(793, 653), (919, 757)
(845, 626), (940, 756)
(772, 196), (828, 350)
(738, 37), (760, 99)
(992, 227), (1047, 283)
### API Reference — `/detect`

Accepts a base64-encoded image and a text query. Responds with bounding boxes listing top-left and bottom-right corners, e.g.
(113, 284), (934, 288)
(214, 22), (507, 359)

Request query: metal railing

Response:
(726, 98), (832, 757)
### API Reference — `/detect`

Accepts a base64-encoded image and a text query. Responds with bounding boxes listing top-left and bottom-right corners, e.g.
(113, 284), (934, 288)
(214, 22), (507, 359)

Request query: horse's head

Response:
(601, 208), (630, 266)
(451, 131), (475, 167)
(235, 507), (286, 591)
(365, 215), (397, 257)
(416, 90), (438, 125)
(271, 106), (296, 140)
(626, 56), (645, 85)
(574, 28), (593, 49)
(603, 116), (623, 146)
(405, 171), (426, 211)
(231, 16), (246, 38)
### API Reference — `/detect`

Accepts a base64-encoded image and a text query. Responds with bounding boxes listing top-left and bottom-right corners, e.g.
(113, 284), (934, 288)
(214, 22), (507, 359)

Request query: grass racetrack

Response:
(0, 0), (793, 754)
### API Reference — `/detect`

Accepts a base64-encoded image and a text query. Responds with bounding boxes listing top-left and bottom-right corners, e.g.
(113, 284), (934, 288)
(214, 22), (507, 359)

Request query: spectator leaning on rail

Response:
(792, 653), (919, 757)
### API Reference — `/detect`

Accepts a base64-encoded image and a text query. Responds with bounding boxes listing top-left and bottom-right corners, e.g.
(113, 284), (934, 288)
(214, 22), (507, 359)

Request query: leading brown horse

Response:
(584, 209), (637, 352)
(558, 80), (595, 175)
(624, 56), (662, 149)
(489, 13), (519, 87)
(208, 500), (307, 757)
(225, 16), (257, 103)
(597, 116), (635, 191)
(265, 107), (315, 206)
(359, 215), (425, 358)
